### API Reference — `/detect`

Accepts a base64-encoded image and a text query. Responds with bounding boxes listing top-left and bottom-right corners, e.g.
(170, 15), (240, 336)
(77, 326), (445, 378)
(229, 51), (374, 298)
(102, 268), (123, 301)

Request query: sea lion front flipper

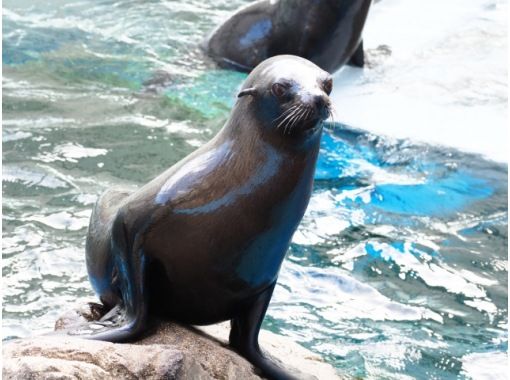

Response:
(347, 39), (365, 68)
(229, 283), (299, 380)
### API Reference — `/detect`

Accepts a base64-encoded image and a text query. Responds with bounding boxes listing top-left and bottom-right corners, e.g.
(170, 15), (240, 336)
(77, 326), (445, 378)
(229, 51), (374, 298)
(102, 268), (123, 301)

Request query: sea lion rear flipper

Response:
(70, 212), (149, 342)
(347, 40), (365, 68)
(229, 283), (299, 380)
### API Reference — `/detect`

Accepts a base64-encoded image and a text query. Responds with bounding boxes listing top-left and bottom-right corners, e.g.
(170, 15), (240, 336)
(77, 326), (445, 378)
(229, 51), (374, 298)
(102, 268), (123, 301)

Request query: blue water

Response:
(2, 1), (508, 379)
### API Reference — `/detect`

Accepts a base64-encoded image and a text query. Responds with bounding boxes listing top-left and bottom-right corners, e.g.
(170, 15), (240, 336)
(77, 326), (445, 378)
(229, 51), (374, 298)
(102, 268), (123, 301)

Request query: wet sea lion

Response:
(82, 55), (332, 380)
(204, 0), (372, 73)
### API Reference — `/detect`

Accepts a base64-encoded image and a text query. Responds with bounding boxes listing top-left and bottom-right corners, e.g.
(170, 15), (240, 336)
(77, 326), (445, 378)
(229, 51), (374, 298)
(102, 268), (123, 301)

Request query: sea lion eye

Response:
(271, 83), (287, 98)
(322, 77), (333, 95)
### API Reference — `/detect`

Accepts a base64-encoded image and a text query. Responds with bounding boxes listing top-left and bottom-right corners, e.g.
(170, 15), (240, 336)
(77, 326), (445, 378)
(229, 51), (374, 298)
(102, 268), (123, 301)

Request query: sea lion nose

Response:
(313, 95), (327, 109)
(311, 94), (330, 120)
(313, 95), (330, 112)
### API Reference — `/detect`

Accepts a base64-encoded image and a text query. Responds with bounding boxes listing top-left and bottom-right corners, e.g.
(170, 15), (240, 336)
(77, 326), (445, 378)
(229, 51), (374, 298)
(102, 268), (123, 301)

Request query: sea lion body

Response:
(204, 0), (372, 73)
(84, 55), (332, 380)
(87, 130), (318, 324)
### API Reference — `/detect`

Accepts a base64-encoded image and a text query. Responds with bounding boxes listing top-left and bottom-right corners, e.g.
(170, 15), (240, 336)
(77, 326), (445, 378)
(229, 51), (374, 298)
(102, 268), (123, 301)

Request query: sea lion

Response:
(82, 55), (332, 380)
(204, 0), (372, 73)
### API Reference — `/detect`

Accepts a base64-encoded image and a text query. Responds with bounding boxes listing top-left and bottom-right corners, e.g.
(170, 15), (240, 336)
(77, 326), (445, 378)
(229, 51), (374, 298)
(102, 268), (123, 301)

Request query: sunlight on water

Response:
(2, 0), (507, 379)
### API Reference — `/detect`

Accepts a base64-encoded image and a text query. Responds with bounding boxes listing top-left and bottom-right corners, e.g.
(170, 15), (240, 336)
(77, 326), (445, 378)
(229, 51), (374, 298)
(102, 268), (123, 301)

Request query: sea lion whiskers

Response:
(275, 105), (300, 131)
(283, 107), (303, 134)
(284, 105), (308, 135)
(295, 105), (316, 133)
(302, 106), (314, 128)
(273, 104), (298, 126)
(280, 105), (303, 134)
(286, 103), (319, 135)
(327, 105), (338, 128)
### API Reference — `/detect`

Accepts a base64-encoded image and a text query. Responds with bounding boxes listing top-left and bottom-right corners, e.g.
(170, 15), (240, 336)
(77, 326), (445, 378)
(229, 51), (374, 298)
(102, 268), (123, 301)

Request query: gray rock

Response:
(3, 337), (182, 380)
(3, 303), (343, 380)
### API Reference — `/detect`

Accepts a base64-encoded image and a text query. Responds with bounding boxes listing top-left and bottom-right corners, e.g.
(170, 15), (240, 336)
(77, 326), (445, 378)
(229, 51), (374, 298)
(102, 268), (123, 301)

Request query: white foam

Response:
(461, 351), (508, 380)
(331, 0), (508, 163)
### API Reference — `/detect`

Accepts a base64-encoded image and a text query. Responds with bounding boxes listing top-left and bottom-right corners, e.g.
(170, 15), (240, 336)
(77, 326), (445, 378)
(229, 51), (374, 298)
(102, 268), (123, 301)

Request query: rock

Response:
(3, 303), (344, 380)
(53, 302), (107, 331)
(3, 338), (183, 380)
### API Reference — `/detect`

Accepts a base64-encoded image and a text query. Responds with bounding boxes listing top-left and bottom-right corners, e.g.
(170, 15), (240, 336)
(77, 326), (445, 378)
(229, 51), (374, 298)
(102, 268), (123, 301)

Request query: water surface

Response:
(2, 1), (507, 379)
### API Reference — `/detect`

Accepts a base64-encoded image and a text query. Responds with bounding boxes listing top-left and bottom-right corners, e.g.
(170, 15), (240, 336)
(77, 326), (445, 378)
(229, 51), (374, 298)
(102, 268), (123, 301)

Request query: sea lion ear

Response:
(237, 87), (257, 98)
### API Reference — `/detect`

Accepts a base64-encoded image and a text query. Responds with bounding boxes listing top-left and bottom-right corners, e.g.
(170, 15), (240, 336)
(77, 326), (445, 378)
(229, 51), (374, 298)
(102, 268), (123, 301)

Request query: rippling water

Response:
(2, 1), (508, 379)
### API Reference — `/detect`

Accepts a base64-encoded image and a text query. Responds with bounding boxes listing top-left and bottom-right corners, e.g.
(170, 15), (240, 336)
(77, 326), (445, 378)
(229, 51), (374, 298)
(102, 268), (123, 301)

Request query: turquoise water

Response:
(2, 1), (508, 379)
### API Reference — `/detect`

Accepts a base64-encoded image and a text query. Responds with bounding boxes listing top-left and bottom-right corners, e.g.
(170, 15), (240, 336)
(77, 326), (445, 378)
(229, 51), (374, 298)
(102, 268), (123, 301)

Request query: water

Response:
(2, 1), (508, 379)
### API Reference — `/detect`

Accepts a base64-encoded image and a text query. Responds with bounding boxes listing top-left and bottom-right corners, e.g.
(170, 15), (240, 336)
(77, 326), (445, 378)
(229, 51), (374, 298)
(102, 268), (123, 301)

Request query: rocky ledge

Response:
(3, 303), (343, 379)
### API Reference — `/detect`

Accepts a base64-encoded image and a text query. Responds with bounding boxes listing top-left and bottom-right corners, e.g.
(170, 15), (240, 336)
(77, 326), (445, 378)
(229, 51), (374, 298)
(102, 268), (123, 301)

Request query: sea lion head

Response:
(237, 55), (333, 137)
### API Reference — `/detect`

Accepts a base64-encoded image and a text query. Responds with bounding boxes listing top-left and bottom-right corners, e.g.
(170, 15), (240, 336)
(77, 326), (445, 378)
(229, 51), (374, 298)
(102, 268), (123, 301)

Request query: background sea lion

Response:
(204, 0), (372, 73)
(81, 55), (332, 380)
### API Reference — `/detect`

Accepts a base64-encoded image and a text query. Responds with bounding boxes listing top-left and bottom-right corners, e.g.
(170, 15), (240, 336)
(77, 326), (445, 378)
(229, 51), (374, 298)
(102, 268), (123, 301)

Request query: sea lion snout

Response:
(301, 90), (331, 117)
(312, 94), (331, 121)
(286, 81), (333, 131)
